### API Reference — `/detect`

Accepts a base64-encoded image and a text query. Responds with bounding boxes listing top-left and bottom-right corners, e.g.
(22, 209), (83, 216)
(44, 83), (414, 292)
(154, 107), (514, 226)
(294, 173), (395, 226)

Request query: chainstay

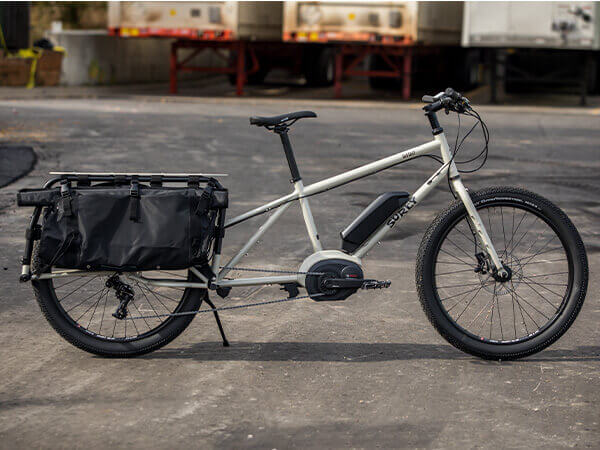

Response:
(219, 266), (325, 276)
(124, 293), (322, 320)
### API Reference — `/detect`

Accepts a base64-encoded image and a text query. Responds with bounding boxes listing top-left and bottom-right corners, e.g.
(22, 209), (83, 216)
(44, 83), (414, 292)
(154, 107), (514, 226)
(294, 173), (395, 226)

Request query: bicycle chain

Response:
(125, 265), (324, 320)
(125, 293), (323, 321)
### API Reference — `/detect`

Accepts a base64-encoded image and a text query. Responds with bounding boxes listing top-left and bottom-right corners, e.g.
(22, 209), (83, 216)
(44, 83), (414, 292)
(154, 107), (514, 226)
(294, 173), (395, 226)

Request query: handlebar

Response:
(422, 87), (471, 114)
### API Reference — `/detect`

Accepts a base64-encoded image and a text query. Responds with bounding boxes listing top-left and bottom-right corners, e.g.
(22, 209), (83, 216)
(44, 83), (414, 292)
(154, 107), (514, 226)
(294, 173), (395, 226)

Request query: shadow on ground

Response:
(215, 421), (444, 449)
(140, 342), (600, 363)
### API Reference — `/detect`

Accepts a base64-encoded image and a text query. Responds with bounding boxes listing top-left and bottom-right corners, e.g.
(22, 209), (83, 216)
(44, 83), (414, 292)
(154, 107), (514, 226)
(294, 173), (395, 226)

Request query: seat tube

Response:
(294, 180), (323, 252)
(434, 132), (504, 272)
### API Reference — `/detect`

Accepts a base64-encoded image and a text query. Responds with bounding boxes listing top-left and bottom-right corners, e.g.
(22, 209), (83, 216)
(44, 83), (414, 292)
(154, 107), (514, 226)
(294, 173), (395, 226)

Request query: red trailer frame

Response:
(333, 43), (413, 100)
(110, 27), (418, 99)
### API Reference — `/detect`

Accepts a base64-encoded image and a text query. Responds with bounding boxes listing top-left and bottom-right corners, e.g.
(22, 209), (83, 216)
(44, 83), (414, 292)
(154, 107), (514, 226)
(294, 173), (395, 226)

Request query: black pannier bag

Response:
(18, 178), (227, 273)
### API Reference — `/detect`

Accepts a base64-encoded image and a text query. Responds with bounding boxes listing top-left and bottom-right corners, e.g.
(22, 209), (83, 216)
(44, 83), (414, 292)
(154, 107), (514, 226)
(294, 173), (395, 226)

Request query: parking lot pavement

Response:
(0, 97), (598, 449)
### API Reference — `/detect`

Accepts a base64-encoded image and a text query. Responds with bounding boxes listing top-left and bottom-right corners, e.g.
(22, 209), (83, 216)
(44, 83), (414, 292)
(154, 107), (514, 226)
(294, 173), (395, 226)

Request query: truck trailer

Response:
(108, 1), (470, 99)
(462, 1), (599, 103)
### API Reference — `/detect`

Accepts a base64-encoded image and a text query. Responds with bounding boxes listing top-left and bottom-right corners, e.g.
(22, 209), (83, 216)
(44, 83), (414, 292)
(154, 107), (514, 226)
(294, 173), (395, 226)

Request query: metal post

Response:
(169, 41), (178, 94)
(490, 49), (497, 104)
(236, 40), (246, 96)
(334, 47), (343, 98)
(402, 47), (412, 101)
(580, 52), (591, 106)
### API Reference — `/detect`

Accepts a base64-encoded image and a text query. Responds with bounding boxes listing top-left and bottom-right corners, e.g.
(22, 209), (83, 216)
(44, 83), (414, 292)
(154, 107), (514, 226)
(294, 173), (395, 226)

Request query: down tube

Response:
(353, 163), (450, 258)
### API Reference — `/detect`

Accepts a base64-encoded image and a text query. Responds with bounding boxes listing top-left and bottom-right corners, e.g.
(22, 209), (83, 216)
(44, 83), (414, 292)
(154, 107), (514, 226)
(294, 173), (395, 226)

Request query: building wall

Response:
(48, 30), (220, 86)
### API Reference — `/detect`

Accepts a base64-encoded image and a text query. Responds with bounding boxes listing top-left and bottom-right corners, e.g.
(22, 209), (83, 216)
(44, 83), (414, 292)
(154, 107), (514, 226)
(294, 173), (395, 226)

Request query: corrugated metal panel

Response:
(462, 1), (599, 50)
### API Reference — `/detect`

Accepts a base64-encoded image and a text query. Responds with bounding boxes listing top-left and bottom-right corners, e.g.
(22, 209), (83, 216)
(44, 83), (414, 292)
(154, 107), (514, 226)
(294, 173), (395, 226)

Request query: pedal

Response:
(361, 280), (391, 290)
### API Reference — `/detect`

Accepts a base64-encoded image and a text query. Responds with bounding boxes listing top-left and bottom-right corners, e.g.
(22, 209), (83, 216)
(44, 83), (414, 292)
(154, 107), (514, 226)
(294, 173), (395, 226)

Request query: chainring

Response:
(305, 259), (363, 301)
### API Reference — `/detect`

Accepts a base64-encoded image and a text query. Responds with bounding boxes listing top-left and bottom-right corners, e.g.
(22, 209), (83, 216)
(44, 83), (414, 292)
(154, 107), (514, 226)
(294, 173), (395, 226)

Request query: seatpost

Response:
(274, 125), (302, 182)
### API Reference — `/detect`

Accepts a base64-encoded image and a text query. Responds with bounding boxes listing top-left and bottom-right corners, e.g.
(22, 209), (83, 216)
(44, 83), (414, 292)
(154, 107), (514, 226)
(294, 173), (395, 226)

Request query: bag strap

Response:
(76, 174), (90, 187)
(58, 179), (73, 217)
(129, 176), (140, 222)
(36, 231), (77, 275)
(114, 175), (127, 185)
(196, 183), (214, 216)
(150, 175), (163, 187)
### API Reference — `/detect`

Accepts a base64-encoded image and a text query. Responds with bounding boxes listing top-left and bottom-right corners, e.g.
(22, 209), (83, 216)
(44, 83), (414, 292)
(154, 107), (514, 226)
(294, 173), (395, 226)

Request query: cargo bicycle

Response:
(17, 88), (588, 360)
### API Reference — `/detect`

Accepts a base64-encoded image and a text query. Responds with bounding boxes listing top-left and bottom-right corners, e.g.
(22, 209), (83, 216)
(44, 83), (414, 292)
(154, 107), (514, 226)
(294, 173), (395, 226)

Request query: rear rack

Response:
(49, 172), (228, 177)
(47, 172), (227, 186)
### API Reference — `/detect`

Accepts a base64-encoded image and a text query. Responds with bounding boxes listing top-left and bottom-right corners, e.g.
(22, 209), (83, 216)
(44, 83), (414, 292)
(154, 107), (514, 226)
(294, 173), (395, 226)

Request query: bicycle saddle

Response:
(249, 110), (317, 127)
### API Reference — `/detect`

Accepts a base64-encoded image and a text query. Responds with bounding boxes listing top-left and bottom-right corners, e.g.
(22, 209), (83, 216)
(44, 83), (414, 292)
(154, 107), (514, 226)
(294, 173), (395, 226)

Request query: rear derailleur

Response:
(106, 274), (134, 320)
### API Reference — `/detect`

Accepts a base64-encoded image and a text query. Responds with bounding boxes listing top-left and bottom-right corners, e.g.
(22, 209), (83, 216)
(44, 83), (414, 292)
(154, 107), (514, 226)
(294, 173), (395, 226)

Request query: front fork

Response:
(435, 134), (507, 277)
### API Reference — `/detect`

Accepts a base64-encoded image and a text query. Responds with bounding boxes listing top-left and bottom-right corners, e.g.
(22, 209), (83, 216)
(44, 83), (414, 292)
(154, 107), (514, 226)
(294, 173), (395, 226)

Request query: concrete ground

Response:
(0, 94), (598, 449)
(0, 146), (36, 188)
(1, 76), (600, 108)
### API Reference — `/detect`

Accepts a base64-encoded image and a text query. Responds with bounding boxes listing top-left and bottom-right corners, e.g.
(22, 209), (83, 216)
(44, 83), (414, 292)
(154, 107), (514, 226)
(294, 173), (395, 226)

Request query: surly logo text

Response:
(387, 197), (417, 228)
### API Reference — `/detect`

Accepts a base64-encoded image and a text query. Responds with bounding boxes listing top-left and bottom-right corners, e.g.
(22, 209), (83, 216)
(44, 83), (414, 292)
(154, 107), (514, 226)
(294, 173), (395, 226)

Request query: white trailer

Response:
(108, 1), (283, 41)
(283, 1), (463, 45)
(462, 2), (599, 104)
(462, 1), (599, 50)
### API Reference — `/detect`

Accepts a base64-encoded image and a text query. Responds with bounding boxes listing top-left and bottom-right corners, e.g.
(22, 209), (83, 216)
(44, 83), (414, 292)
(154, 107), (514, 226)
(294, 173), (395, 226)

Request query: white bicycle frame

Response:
(33, 131), (505, 288)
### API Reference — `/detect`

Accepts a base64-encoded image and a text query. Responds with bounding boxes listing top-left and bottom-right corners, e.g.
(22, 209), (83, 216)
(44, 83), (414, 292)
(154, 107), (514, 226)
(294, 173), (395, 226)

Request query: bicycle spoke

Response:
(135, 281), (165, 322)
(435, 203), (570, 345)
(440, 285), (484, 302)
(444, 235), (477, 262)
(136, 281), (182, 303)
(513, 290), (550, 321)
(438, 248), (475, 267)
(49, 271), (188, 341)
(436, 268), (477, 276)
(520, 279), (562, 309)
(505, 209), (528, 254)
(511, 283), (530, 335)
(65, 285), (106, 313)
(54, 276), (86, 290)
(437, 281), (489, 289)
(86, 288), (105, 328)
(496, 285), (504, 340)
(99, 289), (109, 335)
(129, 299), (152, 331)
(453, 283), (487, 319)
(525, 271), (568, 278)
(57, 276), (99, 302)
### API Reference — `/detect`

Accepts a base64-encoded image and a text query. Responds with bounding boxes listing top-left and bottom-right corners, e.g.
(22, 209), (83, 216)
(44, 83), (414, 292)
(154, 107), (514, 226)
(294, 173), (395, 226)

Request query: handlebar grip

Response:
(445, 87), (461, 101)
(422, 95), (435, 103)
(423, 100), (443, 112)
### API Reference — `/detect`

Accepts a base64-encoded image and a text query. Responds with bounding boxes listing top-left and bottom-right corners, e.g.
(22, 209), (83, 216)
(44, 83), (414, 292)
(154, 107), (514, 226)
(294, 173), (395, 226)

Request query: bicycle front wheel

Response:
(416, 187), (588, 360)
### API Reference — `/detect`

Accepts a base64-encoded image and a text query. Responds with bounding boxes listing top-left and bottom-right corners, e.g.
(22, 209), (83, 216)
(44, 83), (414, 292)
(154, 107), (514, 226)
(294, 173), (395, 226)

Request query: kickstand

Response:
(204, 296), (230, 347)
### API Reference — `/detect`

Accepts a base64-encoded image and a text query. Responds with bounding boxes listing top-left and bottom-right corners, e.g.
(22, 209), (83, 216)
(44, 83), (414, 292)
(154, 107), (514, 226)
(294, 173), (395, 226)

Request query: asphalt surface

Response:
(0, 97), (598, 449)
(0, 146), (36, 188)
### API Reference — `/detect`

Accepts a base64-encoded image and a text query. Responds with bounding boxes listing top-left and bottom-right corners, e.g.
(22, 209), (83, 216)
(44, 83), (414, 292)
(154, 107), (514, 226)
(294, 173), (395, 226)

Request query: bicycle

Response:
(19, 88), (588, 360)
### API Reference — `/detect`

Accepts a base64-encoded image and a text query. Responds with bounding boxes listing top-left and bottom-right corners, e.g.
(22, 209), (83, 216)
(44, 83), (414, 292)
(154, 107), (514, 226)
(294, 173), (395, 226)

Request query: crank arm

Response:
(323, 278), (391, 290)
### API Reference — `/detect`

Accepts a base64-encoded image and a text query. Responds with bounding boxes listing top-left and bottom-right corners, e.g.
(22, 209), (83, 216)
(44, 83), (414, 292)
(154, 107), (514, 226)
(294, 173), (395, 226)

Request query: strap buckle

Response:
(130, 179), (140, 198)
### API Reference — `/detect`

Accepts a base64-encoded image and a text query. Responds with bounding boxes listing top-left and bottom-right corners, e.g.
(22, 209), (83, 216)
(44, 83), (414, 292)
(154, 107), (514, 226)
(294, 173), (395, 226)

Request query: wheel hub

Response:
(478, 256), (523, 296)
(493, 265), (513, 282)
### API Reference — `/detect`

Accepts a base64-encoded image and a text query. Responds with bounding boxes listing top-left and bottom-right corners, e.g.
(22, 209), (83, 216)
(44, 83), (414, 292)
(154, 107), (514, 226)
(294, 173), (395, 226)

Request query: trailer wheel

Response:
(304, 47), (335, 87)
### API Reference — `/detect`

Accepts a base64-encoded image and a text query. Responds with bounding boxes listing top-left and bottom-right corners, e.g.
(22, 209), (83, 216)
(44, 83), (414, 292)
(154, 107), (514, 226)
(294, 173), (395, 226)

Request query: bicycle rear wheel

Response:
(32, 245), (205, 357)
(416, 187), (588, 360)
